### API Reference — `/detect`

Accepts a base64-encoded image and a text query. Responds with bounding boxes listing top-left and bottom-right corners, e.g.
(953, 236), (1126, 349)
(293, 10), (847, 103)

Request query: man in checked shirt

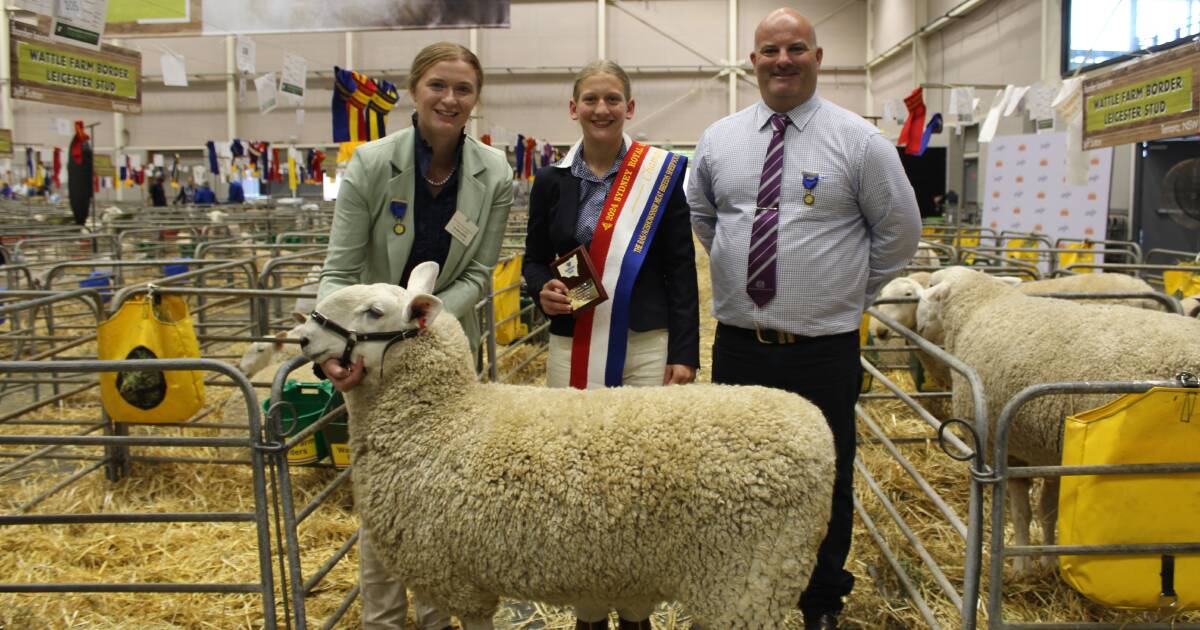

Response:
(687, 7), (920, 629)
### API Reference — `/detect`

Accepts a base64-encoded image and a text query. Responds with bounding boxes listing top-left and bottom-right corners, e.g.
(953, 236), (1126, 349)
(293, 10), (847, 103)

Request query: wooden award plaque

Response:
(551, 245), (608, 315)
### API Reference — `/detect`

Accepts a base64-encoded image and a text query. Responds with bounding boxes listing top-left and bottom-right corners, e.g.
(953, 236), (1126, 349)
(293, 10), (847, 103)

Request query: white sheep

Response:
(1011, 272), (1162, 310)
(910, 243), (942, 268)
(875, 270), (1161, 344)
(915, 266), (1200, 572)
(294, 262), (837, 630)
(237, 314), (308, 376)
(101, 206), (125, 224)
(873, 269), (1167, 414)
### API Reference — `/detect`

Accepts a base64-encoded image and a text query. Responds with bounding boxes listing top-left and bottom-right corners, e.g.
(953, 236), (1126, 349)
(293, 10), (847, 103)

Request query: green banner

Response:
(0, 130), (11, 155)
(1086, 69), (1194, 132)
(15, 40), (138, 100)
(107, 0), (188, 22)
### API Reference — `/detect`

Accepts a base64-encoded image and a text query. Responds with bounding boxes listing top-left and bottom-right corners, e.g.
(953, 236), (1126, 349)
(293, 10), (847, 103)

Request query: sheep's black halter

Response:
(309, 310), (422, 368)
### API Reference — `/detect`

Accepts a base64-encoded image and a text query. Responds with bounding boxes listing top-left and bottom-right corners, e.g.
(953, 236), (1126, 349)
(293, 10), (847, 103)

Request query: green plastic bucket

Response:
(319, 390), (351, 469)
(264, 380), (333, 465)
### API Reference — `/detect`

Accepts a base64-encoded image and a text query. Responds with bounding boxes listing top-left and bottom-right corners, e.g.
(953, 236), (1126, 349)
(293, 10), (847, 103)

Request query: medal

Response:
(802, 172), (819, 206)
(389, 198), (407, 235)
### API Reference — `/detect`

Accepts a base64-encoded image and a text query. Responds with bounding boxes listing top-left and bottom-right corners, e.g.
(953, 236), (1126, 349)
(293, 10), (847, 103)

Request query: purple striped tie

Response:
(747, 113), (789, 307)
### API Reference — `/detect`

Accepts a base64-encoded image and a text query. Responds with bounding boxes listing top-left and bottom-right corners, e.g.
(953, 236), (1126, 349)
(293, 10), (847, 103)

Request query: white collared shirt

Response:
(554, 134), (635, 245)
(688, 95), (920, 336)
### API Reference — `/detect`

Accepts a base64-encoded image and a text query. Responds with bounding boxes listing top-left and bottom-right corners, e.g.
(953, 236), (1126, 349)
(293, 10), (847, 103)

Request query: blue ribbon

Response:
(389, 199), (407, 221)
(802, 172), (820, 191)
(915, 113), (944, 157)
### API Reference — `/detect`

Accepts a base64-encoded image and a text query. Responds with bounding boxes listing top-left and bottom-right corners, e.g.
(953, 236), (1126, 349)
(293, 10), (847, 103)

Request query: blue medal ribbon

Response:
(802, 172), (819, 205)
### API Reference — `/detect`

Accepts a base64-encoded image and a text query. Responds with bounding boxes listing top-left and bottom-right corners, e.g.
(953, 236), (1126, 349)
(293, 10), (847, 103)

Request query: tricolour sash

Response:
(569, 143), (688, 389)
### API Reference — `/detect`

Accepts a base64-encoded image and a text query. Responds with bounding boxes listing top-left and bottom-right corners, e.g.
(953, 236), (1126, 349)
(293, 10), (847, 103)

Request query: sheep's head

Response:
(916, 266), (1014, 344)
(238, 313), (309, 376)
(295, 262), (443, 375)
(239, 334), (285, 375)
(872, 276), (924, 341)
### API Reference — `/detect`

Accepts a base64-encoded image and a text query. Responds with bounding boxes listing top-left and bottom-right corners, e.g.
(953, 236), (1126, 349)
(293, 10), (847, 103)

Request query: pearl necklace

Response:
(423, 167), (455, 187)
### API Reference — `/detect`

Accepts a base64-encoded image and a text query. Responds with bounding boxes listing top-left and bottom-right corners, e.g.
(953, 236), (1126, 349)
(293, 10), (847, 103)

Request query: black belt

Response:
(717, 322), (849, 345)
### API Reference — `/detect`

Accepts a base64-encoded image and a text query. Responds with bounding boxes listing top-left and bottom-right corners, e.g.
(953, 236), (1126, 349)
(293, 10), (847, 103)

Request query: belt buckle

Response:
(754, 327), (794, 344)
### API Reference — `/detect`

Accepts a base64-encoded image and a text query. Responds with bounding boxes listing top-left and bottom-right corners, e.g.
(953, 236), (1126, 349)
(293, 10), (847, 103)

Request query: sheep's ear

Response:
(292, 311), (307, 324)
(920, 282), (949, 307)
(408, 262), (439, 295)
(996, 276), (1022, 287)
(273, 331), (287, 350)
(404, 294), (443, 329)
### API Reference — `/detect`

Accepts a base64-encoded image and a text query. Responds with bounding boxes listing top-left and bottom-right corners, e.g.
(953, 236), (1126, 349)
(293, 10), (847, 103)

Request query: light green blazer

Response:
(318, 128), (515, 350)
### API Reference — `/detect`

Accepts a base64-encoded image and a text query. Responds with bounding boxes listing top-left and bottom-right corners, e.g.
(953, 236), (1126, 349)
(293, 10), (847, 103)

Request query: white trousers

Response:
(359, 528), (451, 630)
(546, 329), (669, 388)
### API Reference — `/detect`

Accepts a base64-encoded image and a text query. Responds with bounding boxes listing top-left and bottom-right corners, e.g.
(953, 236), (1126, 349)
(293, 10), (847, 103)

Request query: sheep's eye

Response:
(366, 307), (384, 319)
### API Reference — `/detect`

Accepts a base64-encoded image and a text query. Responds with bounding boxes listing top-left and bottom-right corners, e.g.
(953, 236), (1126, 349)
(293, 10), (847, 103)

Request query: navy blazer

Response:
(523, 162), (700, 368)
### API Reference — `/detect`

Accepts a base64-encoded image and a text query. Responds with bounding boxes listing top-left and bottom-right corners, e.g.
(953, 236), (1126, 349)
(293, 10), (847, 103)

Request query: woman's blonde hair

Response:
(572, 60), (632, 100)
(408, 42), (484, 95)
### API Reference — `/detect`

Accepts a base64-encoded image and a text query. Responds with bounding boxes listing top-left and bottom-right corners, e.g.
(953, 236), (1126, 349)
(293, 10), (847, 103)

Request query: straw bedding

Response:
(2, 243), (1197, 628)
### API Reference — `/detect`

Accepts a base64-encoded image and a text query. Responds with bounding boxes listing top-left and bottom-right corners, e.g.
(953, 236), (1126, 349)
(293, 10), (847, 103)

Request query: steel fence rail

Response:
(0, 357), (279, 628)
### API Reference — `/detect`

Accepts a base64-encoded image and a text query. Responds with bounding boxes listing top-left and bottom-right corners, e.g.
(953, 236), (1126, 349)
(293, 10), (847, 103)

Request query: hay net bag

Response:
(98, 293), (205, 422)
(1058, 383), (1200, 610)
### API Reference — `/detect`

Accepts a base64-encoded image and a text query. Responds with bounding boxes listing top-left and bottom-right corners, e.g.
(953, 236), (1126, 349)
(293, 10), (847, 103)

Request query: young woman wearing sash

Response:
(522, 60), (700, 625)
(317, 42), (514, 630)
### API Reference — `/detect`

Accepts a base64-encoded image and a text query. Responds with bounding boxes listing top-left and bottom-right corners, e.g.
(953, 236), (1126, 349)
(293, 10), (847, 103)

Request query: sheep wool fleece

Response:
(933, 269), (1200, 466)
(342, 313), (837, 629)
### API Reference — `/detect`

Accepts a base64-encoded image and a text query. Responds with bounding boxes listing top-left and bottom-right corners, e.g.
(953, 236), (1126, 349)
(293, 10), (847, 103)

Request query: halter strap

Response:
(309, 310), (423, 368)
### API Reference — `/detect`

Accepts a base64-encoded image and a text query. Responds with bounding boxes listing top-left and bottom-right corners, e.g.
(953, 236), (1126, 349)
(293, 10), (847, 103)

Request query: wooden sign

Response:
(1083, 41), (1200, 150)
(9, 21), (141, 114)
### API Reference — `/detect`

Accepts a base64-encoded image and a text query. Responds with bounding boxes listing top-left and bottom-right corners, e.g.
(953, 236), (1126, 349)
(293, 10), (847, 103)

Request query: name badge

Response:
(445, 210), (479, 246)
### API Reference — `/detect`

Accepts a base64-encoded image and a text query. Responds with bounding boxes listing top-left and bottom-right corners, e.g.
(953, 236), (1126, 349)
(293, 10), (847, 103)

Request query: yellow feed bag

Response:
(955, 229), (981, 264)
(1005, 237), (1040, 262)
(98, 295), (206, 423)
(1164, 263), (1200, 298)
(1058, 241), (1096, 273)
(953, 229), (981, 250)
(1058, 386), (1200, 610)
(493, 254), (528, 345)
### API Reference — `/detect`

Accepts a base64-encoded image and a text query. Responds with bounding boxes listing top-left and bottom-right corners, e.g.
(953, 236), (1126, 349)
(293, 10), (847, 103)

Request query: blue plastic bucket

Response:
(79, 271), (113, 303)
(162, 262), (190, 277)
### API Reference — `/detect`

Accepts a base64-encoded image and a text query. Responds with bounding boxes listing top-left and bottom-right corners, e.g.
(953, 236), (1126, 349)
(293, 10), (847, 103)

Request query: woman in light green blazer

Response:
(315, 42), (513, 630)
(318, 44), (514, 387)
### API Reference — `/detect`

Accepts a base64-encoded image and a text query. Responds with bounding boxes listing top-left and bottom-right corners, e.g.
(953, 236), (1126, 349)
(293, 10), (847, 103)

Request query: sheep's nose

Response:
(298, 337), (309, 348)
(876, 328), (890, 340)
